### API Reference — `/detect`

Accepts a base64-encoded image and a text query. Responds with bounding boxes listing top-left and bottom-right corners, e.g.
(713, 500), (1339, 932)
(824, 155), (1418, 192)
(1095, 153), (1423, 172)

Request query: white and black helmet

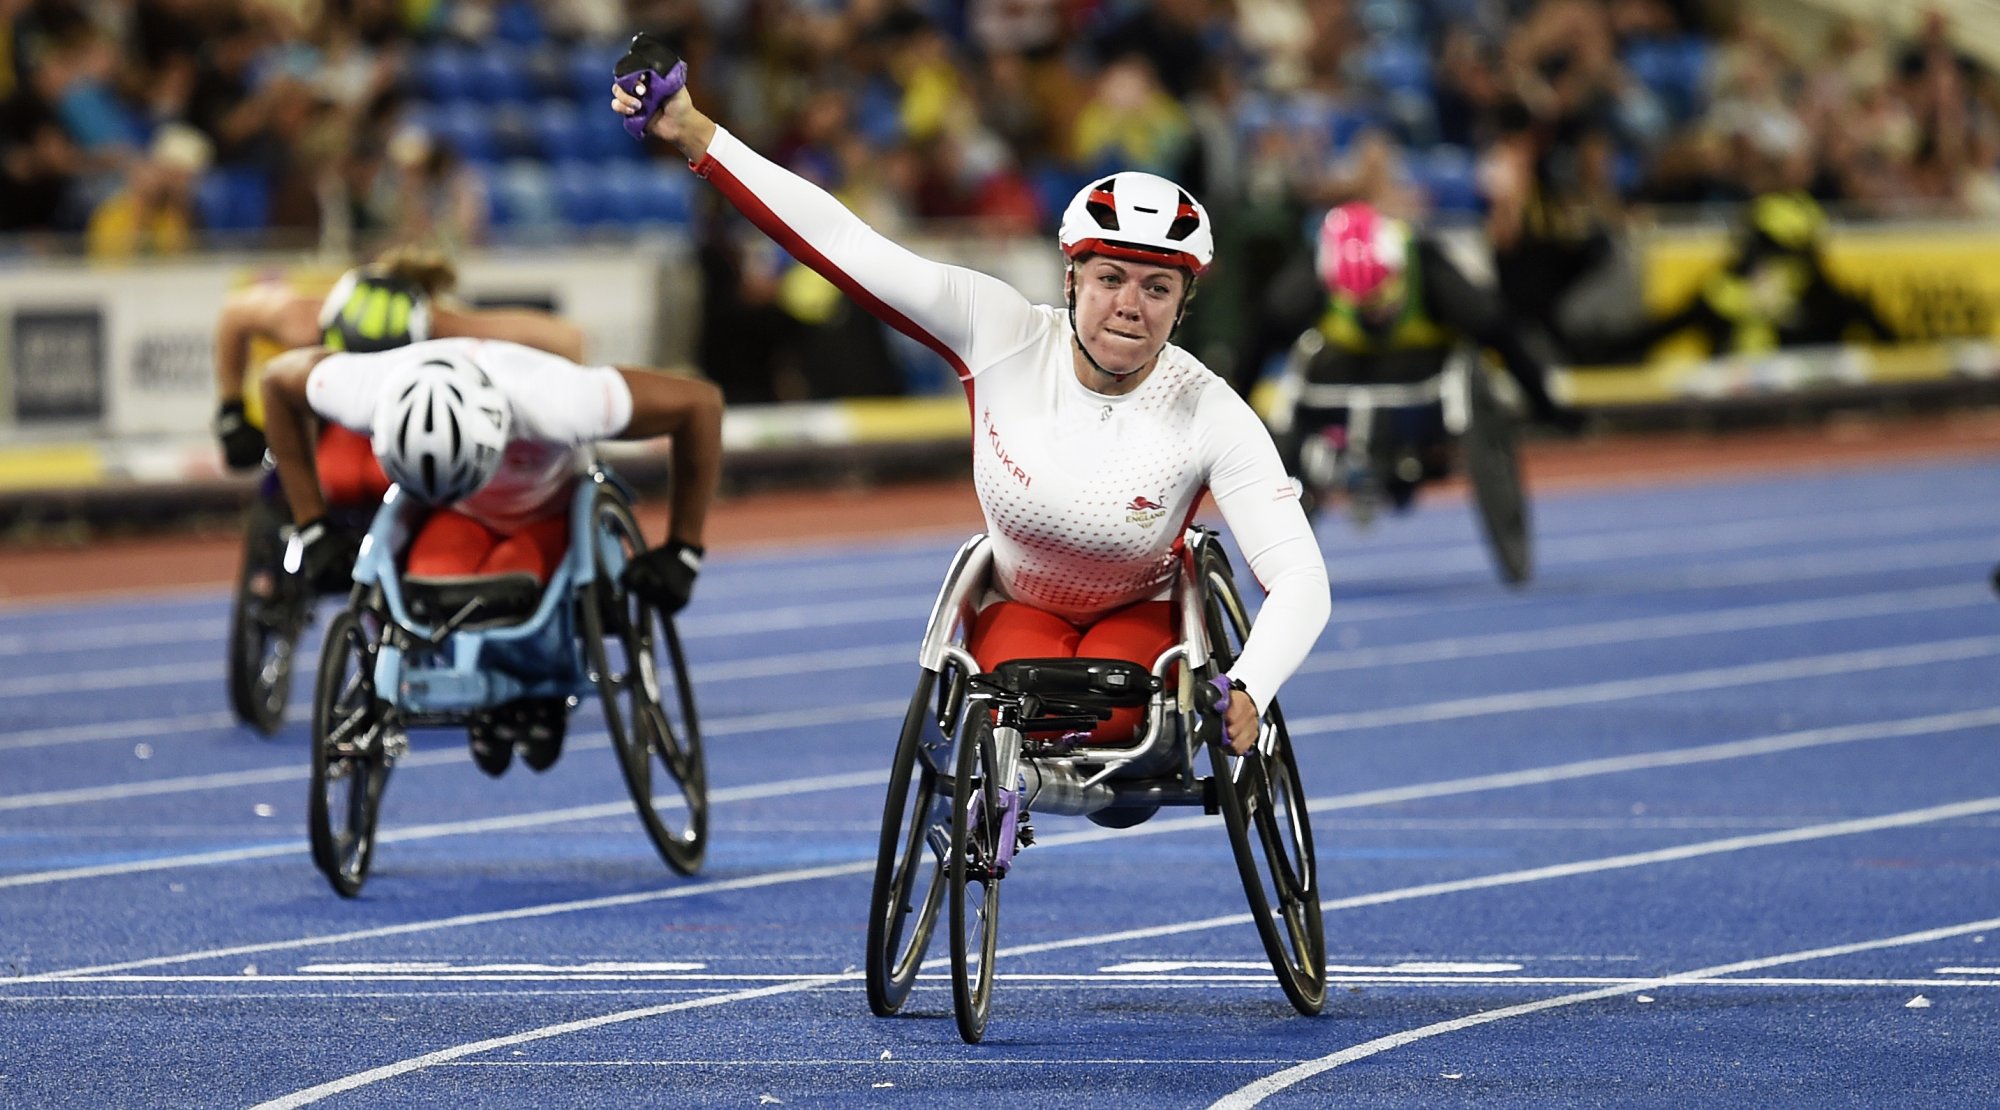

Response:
(369, 352), (510, 505)
(1057, 171), (1214, 276)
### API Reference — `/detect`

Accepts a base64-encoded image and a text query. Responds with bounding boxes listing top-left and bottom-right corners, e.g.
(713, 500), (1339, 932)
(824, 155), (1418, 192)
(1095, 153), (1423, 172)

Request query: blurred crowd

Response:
(2, 0), (1994, 394)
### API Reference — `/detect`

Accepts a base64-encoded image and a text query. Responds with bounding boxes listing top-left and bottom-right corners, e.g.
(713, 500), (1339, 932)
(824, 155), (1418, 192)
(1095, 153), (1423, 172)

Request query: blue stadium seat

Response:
(488, 161), (558, 229)
(1419, 144), (1482, 213)
(415, 44), (473, 105)
(534, 99), (590, 165)
(196, 168), (272, 231)
(569, 41), (624, 105)
(1365, 38), (1432, 97)
(525, 44), (571, 101)
(631, 166), (693, 226)
(492, 0), (547, 45)
(466, 45), (530, 105)
(552, 162), (604, 226)
(490, 104), (539, 162)
(435, 103), (498, 165)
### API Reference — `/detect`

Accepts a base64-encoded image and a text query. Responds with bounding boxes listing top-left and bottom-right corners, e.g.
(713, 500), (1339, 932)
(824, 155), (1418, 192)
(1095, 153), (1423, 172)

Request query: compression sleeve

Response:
(1198, 384), (1331, 713)
(691, 127), (1046, 380)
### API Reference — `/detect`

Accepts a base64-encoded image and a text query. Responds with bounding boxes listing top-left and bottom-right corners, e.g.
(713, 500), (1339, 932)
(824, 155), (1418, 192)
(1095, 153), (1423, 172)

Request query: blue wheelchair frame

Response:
(352, 465), (633, 721)
(306, 461), (706, 898)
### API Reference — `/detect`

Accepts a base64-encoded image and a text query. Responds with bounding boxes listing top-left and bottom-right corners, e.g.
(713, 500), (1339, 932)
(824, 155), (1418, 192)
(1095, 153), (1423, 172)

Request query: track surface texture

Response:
(3, 411), (1997, 1108)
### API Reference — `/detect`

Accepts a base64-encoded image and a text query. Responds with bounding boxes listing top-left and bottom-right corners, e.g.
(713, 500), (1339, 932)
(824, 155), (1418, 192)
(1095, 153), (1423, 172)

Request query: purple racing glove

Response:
(613, 33), (688, 141)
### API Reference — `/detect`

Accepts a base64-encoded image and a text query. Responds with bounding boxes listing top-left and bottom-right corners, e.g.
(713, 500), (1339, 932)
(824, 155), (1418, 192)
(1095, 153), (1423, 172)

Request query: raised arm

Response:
(614, 65), (1042, 381)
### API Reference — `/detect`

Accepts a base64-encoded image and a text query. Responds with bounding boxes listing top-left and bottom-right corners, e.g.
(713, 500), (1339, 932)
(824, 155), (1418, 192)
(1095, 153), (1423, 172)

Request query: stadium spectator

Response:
(85, 121), (208, 258)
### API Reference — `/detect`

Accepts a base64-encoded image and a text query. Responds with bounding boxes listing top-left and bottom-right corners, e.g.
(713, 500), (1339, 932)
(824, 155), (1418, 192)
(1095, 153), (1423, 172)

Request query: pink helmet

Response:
(1317, 202), (1408, 304)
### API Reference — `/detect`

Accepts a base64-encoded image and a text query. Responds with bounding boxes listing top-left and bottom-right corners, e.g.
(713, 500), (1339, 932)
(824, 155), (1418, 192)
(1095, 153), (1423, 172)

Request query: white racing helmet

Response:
(370, 351), (510, 505)
(1057, 171), (1214, 276)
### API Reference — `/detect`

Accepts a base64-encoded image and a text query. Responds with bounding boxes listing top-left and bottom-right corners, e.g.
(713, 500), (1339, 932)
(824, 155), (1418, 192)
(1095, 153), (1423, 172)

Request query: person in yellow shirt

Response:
(86, 123), (211, 259)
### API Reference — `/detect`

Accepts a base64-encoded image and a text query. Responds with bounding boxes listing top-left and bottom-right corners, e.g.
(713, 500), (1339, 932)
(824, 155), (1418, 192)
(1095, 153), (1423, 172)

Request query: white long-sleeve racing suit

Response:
(693, 127), (1331, 712)
(307, 338), (634, 533)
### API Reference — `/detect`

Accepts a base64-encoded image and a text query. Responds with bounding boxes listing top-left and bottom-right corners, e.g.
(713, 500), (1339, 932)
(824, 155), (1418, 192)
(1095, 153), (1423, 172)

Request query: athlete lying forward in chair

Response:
(260, 336), (724, 774)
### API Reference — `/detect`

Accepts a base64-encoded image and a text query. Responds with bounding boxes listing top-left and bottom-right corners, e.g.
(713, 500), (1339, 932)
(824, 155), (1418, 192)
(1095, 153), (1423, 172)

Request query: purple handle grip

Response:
(616, 60), (687, 141)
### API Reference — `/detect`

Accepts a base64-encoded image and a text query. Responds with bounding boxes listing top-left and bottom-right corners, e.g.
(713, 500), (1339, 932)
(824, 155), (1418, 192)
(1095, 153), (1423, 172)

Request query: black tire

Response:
(1464, 368), (1532, 586)
(308, 608), (393, 898)
(581, 484), (708, 876)
(227, 496), (305, 737)
(865, 665), (962, 1016)
(948, 712), (1003, 1043)
(1199, 541), (1327, 1016)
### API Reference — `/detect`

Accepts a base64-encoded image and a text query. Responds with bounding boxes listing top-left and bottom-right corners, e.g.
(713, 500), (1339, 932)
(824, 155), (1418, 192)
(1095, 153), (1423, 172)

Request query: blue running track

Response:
(3, 457), (1997, 1108)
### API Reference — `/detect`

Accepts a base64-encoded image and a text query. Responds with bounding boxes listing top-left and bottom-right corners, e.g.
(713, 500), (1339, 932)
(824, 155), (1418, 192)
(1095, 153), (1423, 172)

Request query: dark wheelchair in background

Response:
(1271, 328), (1532, 585)
(226, 466), (372, 736)
(306, 464), (705, 896)
(864, 528), (1325, 1043)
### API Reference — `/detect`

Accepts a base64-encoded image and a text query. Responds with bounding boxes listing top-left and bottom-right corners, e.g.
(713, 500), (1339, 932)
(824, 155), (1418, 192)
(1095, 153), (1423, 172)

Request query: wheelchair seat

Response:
(988, 657), (1158, 708)
(403, 573), (544, 628)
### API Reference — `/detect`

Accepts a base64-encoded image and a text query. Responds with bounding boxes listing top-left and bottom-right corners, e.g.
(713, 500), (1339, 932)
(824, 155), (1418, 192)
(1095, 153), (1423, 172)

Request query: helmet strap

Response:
(1064, 263), (1194, 383)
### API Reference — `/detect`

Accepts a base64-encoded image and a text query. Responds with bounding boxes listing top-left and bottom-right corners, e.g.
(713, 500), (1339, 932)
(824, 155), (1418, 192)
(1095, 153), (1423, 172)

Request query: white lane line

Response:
(1209, 915), (2000, 1109)
(6, 701), (1997, 890)
(1287, 635), (2000, 735)
(241, 797), (2000, 1108)
(15, 737), (1996, 987)
(0, 696), (905, 814)
(246, 977), (854, 1110)
(0, 770), (884, 889)
(2, 542), (1986, 734)
(5, 491), (1991, 659)
(1296, 583), (1980, 675)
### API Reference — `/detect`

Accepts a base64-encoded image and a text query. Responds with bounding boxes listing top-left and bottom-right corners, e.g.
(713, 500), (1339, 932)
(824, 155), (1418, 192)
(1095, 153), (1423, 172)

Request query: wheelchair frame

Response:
(305, 463), (706, 897)
(865, 527), (1327, 1042)
(1273, 328), (1532, 585)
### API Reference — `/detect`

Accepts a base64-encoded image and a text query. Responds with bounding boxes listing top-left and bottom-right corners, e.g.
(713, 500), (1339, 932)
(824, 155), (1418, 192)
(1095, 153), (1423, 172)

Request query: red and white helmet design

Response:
(1058, 171), (1213, 276)
(1317, 202), (1408, 302)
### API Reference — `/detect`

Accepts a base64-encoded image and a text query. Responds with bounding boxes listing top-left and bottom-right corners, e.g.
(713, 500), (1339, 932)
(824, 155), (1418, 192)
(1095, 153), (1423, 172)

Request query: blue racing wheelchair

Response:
(307, 464), (705, 897)
(864, 528), (1325, 1043)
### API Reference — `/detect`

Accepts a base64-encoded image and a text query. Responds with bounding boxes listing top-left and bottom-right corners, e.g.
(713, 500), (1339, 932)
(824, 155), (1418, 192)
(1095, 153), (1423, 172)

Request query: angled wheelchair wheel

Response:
(228, 495), (306, 737)
(1198, 542), (1328, 1016)
(582, 486), (708, 876)
(1464, 368), (1532, 586)
(948, 712), (1005, 1043)
(309, 608), (394, 898)
(865, 664), (966, 1016)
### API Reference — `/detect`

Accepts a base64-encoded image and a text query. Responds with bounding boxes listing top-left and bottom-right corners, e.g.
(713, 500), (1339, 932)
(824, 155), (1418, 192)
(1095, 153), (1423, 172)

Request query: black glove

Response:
(622, 538), (702, 615)
(215, 400), (267, 470)
(283, 518), (358, 592)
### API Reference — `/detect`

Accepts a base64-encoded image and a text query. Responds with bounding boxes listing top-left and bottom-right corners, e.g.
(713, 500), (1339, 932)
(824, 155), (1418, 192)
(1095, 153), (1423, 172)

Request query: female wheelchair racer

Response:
(612, 36), (1331, 1038)
(259, 339), (722, 895)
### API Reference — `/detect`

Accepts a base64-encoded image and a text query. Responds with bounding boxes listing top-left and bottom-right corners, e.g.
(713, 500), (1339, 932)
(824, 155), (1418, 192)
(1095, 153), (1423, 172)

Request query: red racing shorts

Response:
(314, 425), (391, 507)
(967, 599), (1176, 744)
(406, 509), (572, 583)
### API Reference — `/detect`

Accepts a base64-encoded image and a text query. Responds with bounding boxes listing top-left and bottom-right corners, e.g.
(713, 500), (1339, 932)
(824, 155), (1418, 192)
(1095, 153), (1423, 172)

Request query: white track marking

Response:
(246, 976), (853, 1110)
(238, 798), (2000, 1108)
(0, 770), (883, 889)
(1286, 635), (2000, 735)
(1209, 915), (2000, 1109)
(6, 703), (1997, 889)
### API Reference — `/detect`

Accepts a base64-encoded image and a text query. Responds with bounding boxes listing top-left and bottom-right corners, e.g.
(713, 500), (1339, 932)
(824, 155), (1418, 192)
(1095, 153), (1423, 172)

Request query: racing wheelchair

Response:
(1271, 328), (1531, 585)
(226, 466), (371, 736)
(306, 464), (705, 897)
(864, 528), (1325, 1043)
